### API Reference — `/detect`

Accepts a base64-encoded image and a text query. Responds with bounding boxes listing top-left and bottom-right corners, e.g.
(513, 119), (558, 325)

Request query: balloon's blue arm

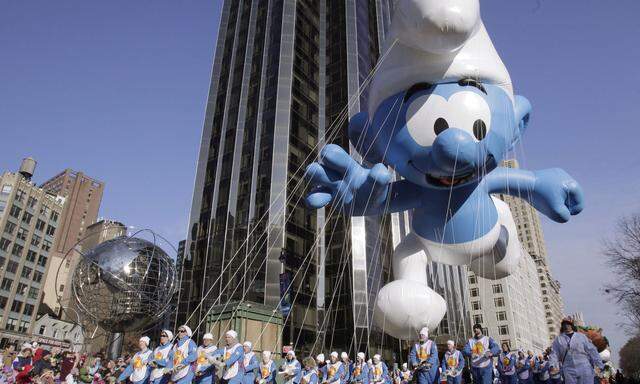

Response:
(483, 167), (584, 223)
(304, 144), (422, 216)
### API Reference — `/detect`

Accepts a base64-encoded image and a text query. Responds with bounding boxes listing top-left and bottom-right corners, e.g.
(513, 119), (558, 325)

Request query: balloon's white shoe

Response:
(374, 279), (446, 340)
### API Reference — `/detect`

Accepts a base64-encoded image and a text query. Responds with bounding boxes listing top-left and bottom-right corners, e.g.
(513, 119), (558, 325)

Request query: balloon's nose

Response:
(431, 128), (480, 174)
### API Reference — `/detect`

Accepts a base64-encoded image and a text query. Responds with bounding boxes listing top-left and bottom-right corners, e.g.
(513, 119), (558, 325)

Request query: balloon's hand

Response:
(532, 168), (584, 223)
(305, 144), (392, 213)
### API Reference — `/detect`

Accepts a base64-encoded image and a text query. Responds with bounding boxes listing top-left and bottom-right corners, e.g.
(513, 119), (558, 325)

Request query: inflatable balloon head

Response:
(305, 0), (584, 340)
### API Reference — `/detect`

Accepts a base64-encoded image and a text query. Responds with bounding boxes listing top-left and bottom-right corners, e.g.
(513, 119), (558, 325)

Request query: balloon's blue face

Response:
(367, 80), (530, 188)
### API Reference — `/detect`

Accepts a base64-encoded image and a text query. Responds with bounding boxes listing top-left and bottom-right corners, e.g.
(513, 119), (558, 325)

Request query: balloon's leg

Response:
(468, 197), (523, 280)
(374, 232), (446, 340)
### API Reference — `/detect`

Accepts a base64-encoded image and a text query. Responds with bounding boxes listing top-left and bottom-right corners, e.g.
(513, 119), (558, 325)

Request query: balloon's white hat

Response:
(367, 0), (512, 116)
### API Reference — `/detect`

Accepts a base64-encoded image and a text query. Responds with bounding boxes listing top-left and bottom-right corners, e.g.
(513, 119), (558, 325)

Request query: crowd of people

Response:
(0, 319), (622, 384)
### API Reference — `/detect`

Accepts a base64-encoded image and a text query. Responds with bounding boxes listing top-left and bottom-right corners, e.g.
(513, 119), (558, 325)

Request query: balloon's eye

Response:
(434, 118), (449, 135)
(473, 119), (487, 140)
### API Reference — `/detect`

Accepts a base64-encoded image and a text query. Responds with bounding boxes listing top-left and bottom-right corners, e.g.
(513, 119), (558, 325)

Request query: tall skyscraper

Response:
(179, 0), (471, 356)
(0, 158), (65, 335)
(500, 159), (565, 342)
(39, 169), (104, 316)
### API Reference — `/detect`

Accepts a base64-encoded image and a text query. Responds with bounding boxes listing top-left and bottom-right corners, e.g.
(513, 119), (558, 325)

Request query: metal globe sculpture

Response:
(71, 235), (176, 332)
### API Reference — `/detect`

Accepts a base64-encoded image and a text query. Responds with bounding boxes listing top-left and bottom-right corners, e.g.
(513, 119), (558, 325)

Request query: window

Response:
(52, 329), (58, 338)
(14, 190), (25, 202)
(498, 325), (509, 335)
(0, 238), (10, 251)
(37, 255), (47, 267)
(0, 296), (7, 309)
(23, 304), (34, 316)
(473, 314), (483, 324)
(9, 205), (21, 219)
(492, 284), (503, 294)
(26, 250), (37, 263)
(494, 297), (505, 307)
(42, 239), (51, 252)
(18, 321), (28, 333)
(6, 260), (18, 273)
(470, 288), (479, 297)
(496, 311), (507, 321)
(39, 206), (50, 217)
(27, 287), (38, 299)
(0, 279), (12, 291)
(1, 185), (12, 195)
(0, 202), (5, 214)
(471, 301), (481, 310)
(33, 271), (43, 283)
(20, 266), (32, 279)
(27, 197), (37, 208)
(16, 283), (27, 295)
(35, 219), (45, 232)
(11, 244), (23, 257)
(469, 275), (477, 284)
(50, 211), (59, 222)
(30, 234), (41, 247)
(16, 227), (28, 241)
(5, 318), (17, 331)
(39, 325), (46, 335)
(45, 225), (56, 237)
(4, 222), (16, 235)
(21, 212), (33, 225)
(10, 300), (22, 313)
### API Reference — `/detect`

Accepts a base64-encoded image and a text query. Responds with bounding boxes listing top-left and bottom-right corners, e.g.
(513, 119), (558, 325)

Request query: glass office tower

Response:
(178, 0), (471, 356)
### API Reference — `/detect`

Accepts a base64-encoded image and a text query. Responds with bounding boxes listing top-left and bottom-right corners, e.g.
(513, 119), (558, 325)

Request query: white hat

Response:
(330, 351), (338, 358)
(263, 351), (272, 360)
(203, 333), (214, 340)
(243, 341), (253, 349)
(340, 352), (348, 360)
(367, 0), (512, 116)
(447, 340), (455, 347)
(373, 354), (381, 362)
(139, 336), (150, 347)
(419, 327), (429, 337)
(225, 330), (238, 339)
(287, 350), (296, 357)
(21, 343), (32, 351)
(402, 363), (408, 369)
(316, 354), (325, 362)
(357, 352), (365, 360)
(179, 325), (193, 337)
(31, 342), (38, 348)
(162, 330), (174, 340)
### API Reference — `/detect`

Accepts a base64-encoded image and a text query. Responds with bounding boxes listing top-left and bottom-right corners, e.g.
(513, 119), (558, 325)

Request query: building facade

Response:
(500, 159), (565, 343)
(179, 0), (471, 357)
(0, 159), (65, 336)
(39, 169), (104, 317)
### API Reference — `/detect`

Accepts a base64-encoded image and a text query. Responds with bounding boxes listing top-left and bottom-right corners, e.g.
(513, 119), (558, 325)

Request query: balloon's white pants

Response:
(374, 197), (522, 339)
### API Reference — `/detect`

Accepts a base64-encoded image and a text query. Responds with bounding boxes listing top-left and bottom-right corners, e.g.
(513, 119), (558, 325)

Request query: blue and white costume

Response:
(350, 353), (369, 384)
(441, 343), (464, 384)
(257, 352), (277, 384)
(301, 368), (319, 384)
(368, 356), (390, 384)
(316, 354), (327, 383)
(517, 354), (533, 384)
(537, 359), (551, 384)
(214, 332), (244, 384)
(463, 333), (499, 384)
(409, 329), (439, 384)
(326, 353), (346, 384)
(150, 331), (174, 384)
(170, 326), (198, 384)
(242, 342), (259, 384)
(195, 334), (218, 384)
(497, 351), (517, 384)
(549, 332), (603, 384)
(549, 364), (562, 384)
(118, 337), (153, 384)
(341, 353), (352, 384)
(397, 364), (412, 384)
(280, 352), (302, 384)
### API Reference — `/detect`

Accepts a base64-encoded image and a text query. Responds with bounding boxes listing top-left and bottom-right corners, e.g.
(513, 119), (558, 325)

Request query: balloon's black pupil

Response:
(434, 118), (449, 135)
(473, 119), (487, 140)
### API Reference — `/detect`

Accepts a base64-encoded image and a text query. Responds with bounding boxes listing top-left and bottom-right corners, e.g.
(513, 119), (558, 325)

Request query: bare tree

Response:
(604, 213), (640, 330)
(620, 335), (640, 379)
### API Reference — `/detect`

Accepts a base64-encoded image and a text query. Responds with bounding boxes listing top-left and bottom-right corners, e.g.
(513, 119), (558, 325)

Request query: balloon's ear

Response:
(514, 95), (532, 142)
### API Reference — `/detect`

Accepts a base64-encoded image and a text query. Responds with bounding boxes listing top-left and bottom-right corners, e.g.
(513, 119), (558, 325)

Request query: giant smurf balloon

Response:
(305, 0), (584, 339)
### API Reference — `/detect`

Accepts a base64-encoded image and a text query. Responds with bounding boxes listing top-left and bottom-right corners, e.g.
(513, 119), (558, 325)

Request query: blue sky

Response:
(1, 0), (639, 361)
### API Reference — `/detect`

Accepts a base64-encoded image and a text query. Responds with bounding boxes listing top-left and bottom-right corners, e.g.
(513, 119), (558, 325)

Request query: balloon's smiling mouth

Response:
(408, 160), (477, 187)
